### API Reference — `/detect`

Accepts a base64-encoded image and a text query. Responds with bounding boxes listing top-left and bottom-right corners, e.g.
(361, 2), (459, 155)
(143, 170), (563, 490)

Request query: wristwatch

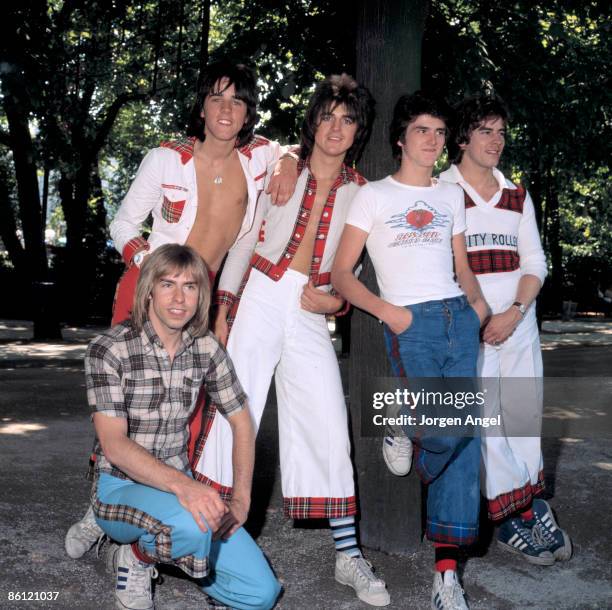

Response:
(133, 251), (147, 267)
(512, 301), (527, 316)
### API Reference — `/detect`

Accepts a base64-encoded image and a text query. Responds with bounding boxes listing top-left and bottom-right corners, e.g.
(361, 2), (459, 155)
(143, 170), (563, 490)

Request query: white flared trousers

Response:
(479, 306), (545, 520)
(194, 269), (356, 518)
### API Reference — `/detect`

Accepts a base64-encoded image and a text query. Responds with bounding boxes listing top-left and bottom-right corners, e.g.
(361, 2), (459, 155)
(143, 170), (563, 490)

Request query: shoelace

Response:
(80, 516), (103, 540)
(532, 522), (556, 548)
(514, 523), (547, 551)
(95, 534), (107, 558)
(394, 436), (412, 457)
(349, 558), (384, 588)
(439, 581), (466, 610)
(125, 563), (158, 599)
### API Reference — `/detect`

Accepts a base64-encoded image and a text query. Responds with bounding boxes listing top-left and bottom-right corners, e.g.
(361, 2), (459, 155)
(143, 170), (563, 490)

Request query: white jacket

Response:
(109, 136), (282, 265)
(217, 160), (366, 306)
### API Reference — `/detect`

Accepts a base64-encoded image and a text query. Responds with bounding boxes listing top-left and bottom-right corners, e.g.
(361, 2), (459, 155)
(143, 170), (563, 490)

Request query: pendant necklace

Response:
(213, 175), (223, 185)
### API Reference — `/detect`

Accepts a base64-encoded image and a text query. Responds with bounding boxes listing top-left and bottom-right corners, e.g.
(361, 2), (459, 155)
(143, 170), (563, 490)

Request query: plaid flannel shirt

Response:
(86, 319), (247, 481)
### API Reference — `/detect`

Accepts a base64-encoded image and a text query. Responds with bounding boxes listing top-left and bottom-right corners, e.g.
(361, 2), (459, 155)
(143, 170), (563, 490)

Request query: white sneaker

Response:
(335, 552), (390, 607)
(108, 543), (157, 610)
(431, 571), (469, 610)
(382, 435), (413, 476)
(65, 504), (105, 559)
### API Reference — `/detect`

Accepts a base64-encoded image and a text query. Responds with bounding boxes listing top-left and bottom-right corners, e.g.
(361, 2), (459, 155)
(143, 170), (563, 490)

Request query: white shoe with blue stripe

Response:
(431, 571), (469, 610)
(107, 543), (157, 610)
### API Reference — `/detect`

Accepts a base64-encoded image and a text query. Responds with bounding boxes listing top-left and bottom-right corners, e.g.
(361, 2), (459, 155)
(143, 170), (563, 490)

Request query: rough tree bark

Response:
(351, 0), (429, 554)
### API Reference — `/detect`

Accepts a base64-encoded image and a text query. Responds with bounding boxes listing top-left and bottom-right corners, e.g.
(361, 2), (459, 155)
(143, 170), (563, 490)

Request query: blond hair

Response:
(132, 244), (211, 337)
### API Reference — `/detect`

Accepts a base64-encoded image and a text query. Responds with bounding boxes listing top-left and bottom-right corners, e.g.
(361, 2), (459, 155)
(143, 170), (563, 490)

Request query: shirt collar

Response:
(298, 157), (367, 187)
(446, 164), (515, 192)
(141, 319), (197, 354)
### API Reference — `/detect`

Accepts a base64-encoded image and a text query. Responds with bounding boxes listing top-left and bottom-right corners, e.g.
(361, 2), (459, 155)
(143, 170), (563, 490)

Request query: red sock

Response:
(131, 542), (156, 565)
(520, 507), (534, 521)
(434, 543), (458, 573)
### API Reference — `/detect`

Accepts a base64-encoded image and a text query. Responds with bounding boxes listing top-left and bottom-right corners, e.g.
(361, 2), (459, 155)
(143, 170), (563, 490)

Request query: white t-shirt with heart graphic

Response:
(345, 176), (466, 306)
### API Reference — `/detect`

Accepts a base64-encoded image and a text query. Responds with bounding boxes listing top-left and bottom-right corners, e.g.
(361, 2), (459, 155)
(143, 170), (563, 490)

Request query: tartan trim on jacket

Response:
(467, 249), (520, 275)
(122, 237), (150, 266)
(426, 518), (478, 546)
(463, 184), (526, 213)
(283, 496), (357, 519)
(160, 136), (196, 165)
(487, 469), (546, 522)
(91, 480), (209, 578)
(238, 134), (270, 160)
(161, 196), (186, 223)
(215, 290), (237, 308)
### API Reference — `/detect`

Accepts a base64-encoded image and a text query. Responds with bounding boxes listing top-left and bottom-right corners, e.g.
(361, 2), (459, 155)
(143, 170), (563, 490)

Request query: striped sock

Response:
(329, 516), (362, 558)
(434, 542), (458, 573)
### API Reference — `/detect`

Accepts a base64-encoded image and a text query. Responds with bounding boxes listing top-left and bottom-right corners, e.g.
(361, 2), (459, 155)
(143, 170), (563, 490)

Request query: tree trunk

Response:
(2, 70), (62, 339)
(199, 0), (211, 77)
(351, 0), (429, 554)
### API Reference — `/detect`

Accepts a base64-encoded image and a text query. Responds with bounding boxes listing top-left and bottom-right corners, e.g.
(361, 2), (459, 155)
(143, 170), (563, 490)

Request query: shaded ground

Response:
(0, 319), (610, 609)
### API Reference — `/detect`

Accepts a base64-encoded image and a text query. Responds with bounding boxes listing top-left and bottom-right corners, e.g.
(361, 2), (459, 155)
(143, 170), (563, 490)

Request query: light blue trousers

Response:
(96, 473), (280, 610)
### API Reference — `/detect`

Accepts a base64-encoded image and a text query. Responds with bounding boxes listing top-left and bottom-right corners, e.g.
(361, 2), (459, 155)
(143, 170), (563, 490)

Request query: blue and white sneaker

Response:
(431, 571), (469, 610)
(497, 517), (555, 565)
(107, 543), (158, 610)
(382, 435), (413, 476)
(530, 499), (572, 561)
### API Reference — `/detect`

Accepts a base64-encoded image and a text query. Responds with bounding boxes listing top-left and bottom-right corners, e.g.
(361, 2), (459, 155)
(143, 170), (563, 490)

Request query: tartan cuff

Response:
(215, 290), (237, 308)
(122, 237), (150, 266)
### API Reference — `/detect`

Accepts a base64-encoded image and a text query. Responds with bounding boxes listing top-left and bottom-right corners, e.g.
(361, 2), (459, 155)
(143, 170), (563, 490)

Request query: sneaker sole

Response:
(496, 539), (555, 565)
(382, 438), (411, 477)
(552, 530), (572, 561)
(335, 572), (391, 607)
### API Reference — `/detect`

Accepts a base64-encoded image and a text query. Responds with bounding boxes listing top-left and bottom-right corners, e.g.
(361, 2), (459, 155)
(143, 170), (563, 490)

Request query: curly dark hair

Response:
(300, 74), (375, 166)
(389, 91), (451, 162)
(448, 94), (510, 163)
(187, 60), (258, 148)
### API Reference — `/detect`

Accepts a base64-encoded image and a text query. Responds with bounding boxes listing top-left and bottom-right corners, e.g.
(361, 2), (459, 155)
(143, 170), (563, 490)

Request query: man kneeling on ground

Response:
(85, 244), (279, 610)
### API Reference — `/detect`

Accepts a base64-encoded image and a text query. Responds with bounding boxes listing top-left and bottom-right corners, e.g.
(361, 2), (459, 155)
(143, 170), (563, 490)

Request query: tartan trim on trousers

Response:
(192, 472), (233, 502)
(487, 469), (546, 522)
(91, 479), (209, 578)
(161, 196), (186, 223)
(283, 496), (358, 519)
(468, 249), (520, 274)
(463, 184), (526, 213)
(426, 518), (478, 546)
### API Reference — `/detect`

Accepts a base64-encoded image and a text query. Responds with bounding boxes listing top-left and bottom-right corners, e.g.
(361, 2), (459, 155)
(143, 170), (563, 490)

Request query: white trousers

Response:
(194, 269), (356, 519)
(479, 306), (545, 520)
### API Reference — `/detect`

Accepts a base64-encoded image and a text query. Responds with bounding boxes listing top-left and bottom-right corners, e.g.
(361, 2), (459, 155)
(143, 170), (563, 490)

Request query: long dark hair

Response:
(448, 94), (510, 163)
(187, 60), (258, 147)
(300, 74), (375, 166)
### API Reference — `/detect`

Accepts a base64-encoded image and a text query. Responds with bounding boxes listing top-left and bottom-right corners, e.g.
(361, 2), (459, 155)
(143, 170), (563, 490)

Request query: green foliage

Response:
(424, 0), (611, 312)
(1, 0), (609, 321)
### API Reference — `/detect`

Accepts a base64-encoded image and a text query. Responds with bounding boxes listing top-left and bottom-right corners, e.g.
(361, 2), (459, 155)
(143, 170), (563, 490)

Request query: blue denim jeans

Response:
(384, 295), (481, 546)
